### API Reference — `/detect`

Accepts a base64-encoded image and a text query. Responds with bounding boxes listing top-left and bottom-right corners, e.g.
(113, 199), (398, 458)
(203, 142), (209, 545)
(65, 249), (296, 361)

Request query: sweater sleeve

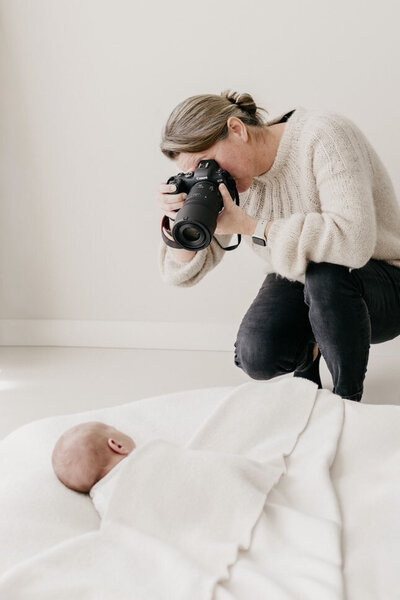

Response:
(266, 116), (377, 280)
(158, 233), (233, 287)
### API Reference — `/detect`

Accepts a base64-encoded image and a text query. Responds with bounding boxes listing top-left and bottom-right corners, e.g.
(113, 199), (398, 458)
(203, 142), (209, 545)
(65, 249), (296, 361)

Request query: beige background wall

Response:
(0, 0), (399, 349)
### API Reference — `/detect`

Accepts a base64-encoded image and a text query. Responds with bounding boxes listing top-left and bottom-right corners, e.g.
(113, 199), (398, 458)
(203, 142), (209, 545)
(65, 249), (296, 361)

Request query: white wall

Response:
(0, 0), (399, 349)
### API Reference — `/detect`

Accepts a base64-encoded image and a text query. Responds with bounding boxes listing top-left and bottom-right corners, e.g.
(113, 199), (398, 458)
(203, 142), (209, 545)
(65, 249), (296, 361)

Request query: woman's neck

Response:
(254, 123), (286, 176)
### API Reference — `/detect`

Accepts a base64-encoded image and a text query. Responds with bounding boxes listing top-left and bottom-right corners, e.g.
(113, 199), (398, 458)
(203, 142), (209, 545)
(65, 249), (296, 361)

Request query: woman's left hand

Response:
(215, 183), (258, 236)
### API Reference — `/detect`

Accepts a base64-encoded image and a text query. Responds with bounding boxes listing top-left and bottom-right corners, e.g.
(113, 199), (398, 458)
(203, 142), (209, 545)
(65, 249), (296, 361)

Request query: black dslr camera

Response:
(161, 159), (241, 251)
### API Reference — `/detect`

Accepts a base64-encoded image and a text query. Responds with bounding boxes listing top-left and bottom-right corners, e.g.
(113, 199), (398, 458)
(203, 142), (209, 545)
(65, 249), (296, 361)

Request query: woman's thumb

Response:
(219, 183), (230, 205)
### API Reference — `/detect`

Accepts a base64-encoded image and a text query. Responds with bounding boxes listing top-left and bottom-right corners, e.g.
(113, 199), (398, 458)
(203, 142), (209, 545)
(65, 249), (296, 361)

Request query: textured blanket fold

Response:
(0, 378), (343, 599)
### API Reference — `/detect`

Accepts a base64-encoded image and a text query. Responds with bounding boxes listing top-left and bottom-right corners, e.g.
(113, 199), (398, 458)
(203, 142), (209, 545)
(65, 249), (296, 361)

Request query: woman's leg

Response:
(303, 259), (400, 402)
(234, 272), (316, 380)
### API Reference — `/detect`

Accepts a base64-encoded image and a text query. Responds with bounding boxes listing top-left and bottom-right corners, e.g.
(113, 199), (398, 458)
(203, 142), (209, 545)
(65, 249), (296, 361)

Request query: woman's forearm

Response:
(168, 247), (197, 262)
(242, 214), (273, 238)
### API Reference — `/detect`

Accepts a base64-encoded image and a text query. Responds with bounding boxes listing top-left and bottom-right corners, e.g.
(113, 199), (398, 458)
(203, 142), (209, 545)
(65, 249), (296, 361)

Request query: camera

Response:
(161, 159), (241, 251)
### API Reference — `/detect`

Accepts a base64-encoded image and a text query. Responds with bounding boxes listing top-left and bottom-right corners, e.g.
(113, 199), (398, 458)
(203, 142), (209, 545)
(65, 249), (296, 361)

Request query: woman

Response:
(157, 90), (400, 402)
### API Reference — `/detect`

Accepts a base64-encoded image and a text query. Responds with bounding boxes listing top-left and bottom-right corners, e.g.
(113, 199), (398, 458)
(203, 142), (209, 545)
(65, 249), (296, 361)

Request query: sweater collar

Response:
(253, 105), (305, 181)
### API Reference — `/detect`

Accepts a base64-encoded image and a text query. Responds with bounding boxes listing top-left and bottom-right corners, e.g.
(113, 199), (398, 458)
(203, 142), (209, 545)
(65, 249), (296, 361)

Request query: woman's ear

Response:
(227, 117), (248, 142)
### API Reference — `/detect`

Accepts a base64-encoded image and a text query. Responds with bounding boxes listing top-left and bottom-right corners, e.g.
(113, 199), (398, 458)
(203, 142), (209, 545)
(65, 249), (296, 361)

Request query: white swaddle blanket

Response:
(0, 378), (345, 599)
(90, 456), (126, 519)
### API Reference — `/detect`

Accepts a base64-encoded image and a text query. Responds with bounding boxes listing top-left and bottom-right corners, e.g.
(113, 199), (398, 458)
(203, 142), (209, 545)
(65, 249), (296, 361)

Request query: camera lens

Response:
(171, 179), (223, 250)
(178, 223), (206, 248)
(182, 226), (201, 242)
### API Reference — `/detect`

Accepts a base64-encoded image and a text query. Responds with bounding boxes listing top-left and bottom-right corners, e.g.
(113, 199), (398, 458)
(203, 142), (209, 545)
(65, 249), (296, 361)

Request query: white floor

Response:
(1, 342), (399, 440)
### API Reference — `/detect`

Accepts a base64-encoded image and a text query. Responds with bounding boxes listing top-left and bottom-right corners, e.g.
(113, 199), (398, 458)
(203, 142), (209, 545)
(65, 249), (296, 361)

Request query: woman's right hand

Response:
(157, 183), (188, 222)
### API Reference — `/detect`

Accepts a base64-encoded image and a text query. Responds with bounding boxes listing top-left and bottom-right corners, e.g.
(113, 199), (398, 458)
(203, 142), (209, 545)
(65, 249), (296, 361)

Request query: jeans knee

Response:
(234, 337), (281, 380)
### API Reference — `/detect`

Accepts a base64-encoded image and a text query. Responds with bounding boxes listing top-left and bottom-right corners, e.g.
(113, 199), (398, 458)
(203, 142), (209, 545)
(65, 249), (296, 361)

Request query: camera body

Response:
(161, 159), (241, 251)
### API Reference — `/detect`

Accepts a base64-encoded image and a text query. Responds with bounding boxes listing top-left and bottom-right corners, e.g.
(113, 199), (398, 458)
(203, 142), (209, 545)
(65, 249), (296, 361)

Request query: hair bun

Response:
(221, 90), (258, 116)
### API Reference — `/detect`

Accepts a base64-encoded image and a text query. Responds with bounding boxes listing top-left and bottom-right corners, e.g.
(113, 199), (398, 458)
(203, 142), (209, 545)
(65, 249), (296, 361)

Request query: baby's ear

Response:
(107, 437), (129, 454)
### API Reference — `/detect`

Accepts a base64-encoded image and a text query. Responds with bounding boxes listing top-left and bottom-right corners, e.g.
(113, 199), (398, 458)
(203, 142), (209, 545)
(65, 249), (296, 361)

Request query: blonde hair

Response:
(160, 89), (270, 160)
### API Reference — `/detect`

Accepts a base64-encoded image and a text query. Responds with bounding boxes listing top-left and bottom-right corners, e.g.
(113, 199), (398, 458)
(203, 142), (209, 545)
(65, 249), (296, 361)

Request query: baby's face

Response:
(52, 421), (136, 493)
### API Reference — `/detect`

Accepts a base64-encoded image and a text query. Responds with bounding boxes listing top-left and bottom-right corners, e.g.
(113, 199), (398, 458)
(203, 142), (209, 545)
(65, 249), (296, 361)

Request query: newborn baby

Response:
(51, 421), (136, 495)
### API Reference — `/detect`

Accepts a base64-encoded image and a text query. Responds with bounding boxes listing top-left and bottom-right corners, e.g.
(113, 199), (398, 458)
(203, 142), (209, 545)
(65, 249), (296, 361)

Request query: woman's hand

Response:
(215, 183), (258, 236)
(157, 182), (187, 221)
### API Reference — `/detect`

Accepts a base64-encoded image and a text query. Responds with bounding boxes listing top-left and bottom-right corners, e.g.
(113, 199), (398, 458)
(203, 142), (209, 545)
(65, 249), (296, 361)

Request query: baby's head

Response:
(51, 421), (136, 494)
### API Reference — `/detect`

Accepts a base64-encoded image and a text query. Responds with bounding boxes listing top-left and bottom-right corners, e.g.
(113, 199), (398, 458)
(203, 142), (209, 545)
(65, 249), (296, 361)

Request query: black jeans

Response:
(234, 259), (400, 402)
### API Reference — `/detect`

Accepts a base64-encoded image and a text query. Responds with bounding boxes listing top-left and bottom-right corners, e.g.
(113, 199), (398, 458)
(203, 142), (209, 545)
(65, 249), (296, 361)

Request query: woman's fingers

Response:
(219, 182), (233, 204)
(159, 183), (177, 193)
(162, 198), (185, 209)
(157, 183), (189, 222)
(157, 193), (187, 211)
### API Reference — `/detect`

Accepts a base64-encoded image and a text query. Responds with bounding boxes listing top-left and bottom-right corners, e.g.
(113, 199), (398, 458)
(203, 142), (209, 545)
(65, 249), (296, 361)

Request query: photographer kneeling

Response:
(157, 90), (400, 403)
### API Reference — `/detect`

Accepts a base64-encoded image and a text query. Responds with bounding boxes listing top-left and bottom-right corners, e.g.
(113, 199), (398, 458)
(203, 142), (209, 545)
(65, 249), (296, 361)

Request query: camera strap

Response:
(213, 233), (241, 250)
(161, 214), (183, 249)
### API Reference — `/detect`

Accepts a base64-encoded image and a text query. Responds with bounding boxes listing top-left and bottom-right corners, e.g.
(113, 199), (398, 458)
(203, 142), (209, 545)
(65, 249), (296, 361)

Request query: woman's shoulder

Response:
(296, 108), (384, 185)
(298, 106), (367, 145)
(296, 106), (375, 174)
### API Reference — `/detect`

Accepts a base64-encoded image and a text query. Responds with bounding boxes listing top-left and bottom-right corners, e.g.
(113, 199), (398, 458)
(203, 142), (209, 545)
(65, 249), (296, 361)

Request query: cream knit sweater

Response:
(159, 105), (400, 286)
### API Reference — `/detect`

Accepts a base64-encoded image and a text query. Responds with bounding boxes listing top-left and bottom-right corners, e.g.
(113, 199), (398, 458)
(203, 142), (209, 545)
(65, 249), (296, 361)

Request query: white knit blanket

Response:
(0, 378), (345, 599)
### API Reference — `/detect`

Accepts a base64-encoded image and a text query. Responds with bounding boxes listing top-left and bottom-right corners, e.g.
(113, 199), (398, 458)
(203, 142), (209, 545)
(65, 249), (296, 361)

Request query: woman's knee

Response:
(234, 332), (288, 380)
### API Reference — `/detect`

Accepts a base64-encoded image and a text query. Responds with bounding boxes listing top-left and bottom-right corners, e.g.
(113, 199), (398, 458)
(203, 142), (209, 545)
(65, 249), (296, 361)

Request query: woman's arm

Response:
(158, 233), (233, 287)
(167, 247), (197, 263)
(241, 214), (274, 238)
(265, 118), (377, 280)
